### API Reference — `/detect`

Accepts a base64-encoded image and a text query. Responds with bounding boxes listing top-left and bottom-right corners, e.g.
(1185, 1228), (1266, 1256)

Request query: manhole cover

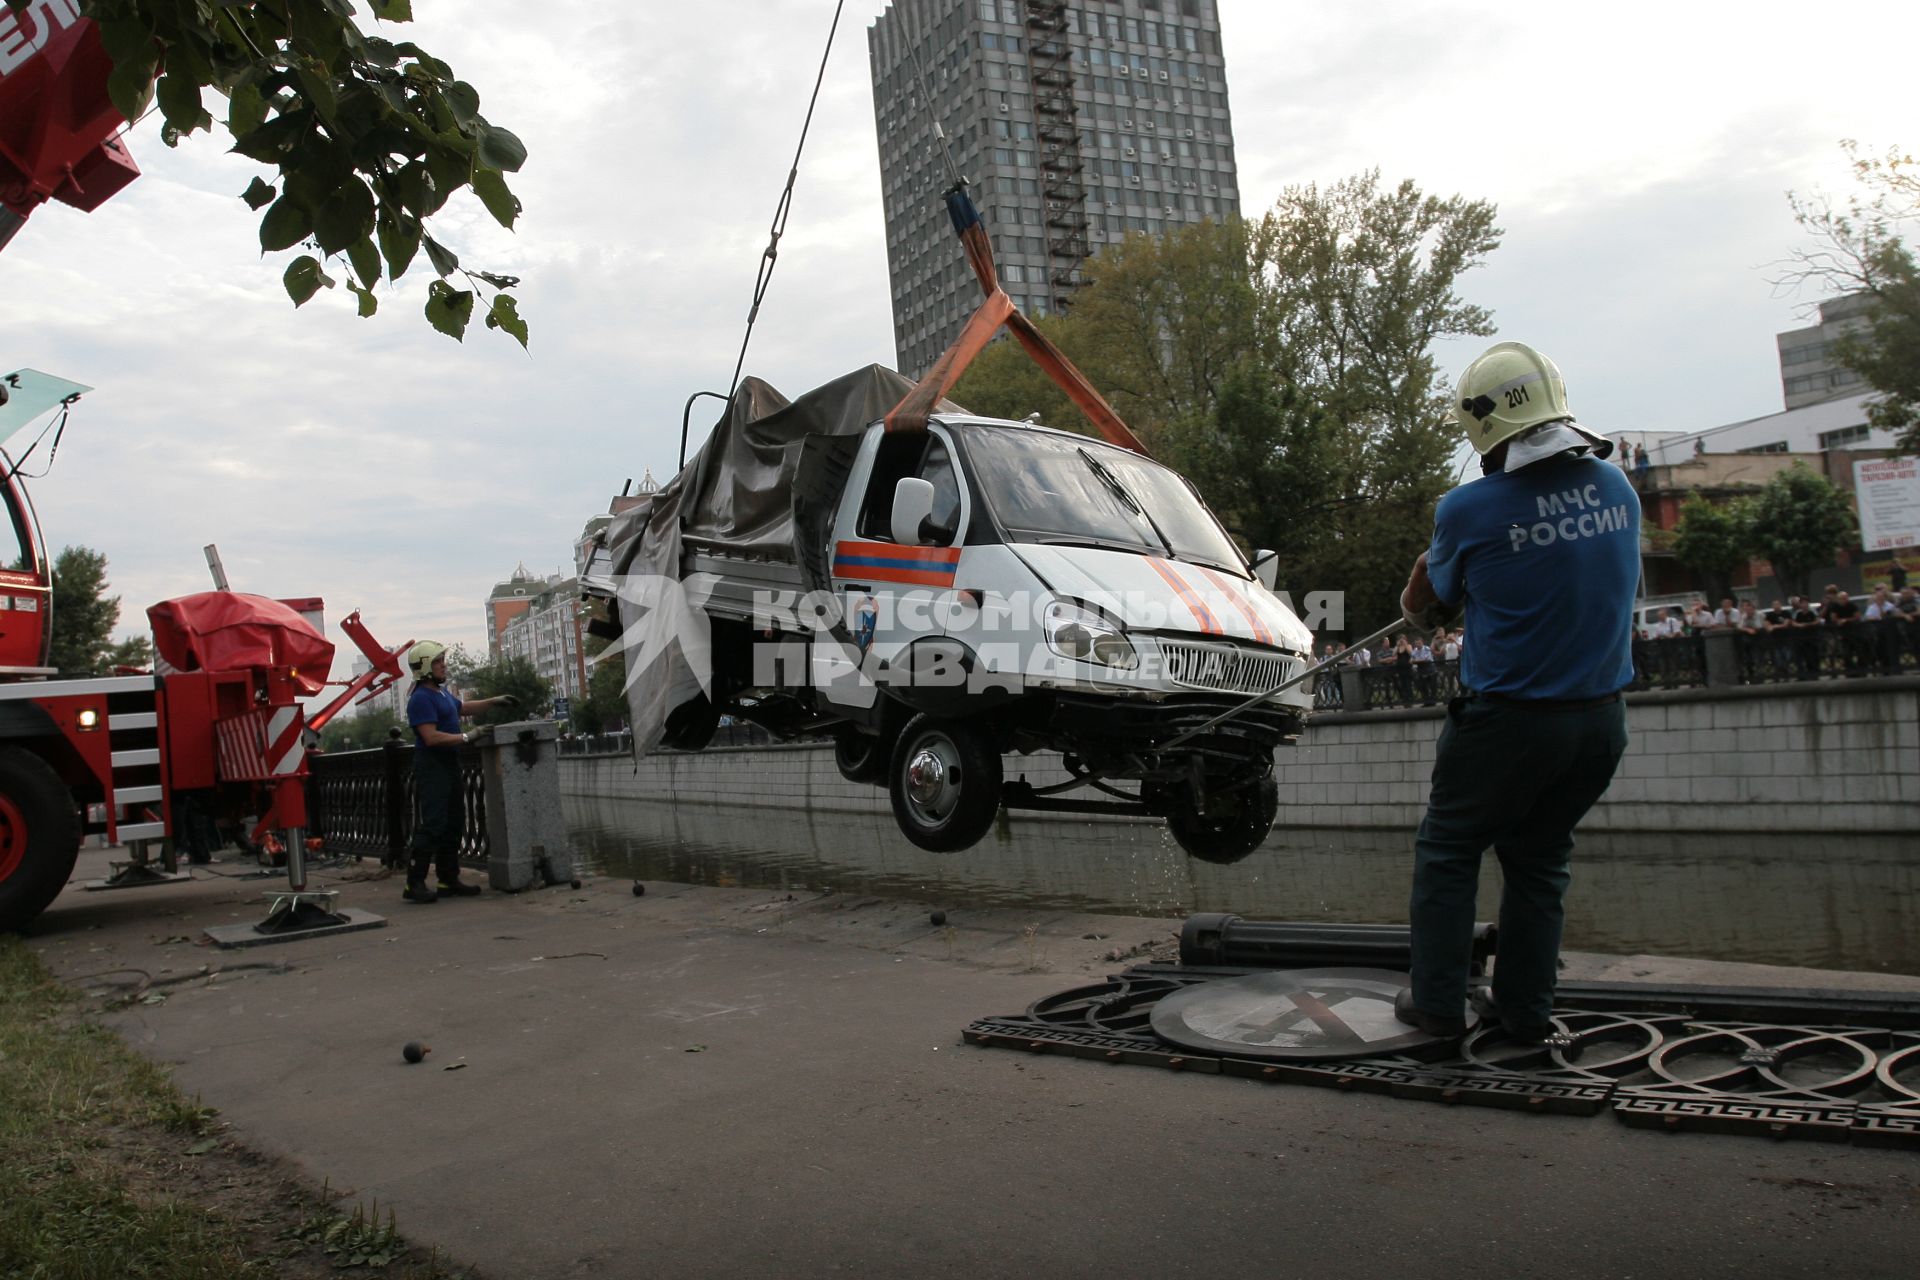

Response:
(1148, 967), (1477, 1061)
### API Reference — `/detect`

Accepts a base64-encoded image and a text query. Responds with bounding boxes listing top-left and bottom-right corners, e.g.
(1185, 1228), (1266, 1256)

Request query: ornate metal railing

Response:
(1309, 620), (1918, 712)
(310, 742), (488, 868)
(1367, 659), (1461, 709)
(1630, 635), (1708, 691)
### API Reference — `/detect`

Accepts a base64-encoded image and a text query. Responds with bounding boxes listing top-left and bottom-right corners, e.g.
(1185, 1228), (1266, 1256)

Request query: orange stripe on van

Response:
(1197, 565), (1273, 645)
(1147, 558), (1221, 635)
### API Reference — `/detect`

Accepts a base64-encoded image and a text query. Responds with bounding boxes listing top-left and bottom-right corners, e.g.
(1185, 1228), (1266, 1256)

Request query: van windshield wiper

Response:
(1032, 535), (1157, 556)
(1077, 447), (1175, 556)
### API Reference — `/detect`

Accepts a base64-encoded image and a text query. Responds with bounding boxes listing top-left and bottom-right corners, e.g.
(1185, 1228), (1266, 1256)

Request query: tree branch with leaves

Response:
(1780, 140), (1917, 450)
(8, 0), (530, 344)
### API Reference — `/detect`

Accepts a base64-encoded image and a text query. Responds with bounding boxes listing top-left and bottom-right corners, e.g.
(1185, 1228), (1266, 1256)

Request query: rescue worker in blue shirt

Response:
(402, 641), (519, 904)
(1395, 342), (1640, 1042)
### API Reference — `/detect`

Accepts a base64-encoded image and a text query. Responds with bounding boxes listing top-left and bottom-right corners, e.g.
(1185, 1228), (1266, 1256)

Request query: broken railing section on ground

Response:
(965, 917), (1920, 1149)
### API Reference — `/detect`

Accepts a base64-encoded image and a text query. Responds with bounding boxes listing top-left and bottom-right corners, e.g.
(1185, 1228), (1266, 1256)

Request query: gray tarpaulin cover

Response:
(603, 364), (959, 754)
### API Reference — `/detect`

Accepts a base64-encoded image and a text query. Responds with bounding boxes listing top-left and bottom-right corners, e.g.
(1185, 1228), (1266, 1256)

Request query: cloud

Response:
(3, 0), (1907, 684)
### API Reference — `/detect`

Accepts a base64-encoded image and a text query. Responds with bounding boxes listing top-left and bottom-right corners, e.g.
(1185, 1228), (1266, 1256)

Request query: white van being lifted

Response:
(594, 365), (1316, 865)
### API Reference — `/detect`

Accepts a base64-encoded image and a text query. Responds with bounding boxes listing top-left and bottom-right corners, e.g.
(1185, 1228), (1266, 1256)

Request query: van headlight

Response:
(1044, 600), (1136, 669)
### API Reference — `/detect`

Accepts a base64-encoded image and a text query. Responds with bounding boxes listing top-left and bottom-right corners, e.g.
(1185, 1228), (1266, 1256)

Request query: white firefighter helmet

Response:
(1451, 341), (1573, 455)
(407, 640), (448, 682)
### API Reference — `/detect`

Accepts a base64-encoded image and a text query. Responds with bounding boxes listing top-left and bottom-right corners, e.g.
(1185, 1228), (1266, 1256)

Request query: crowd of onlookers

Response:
(1311, 566), (1919, 710)
(1638, 578), (1919, 680)
(1314, 628), (1466, 709)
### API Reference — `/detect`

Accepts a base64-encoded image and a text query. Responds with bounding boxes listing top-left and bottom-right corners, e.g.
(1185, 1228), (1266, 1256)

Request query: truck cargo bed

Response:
(685, 541), (808, 626)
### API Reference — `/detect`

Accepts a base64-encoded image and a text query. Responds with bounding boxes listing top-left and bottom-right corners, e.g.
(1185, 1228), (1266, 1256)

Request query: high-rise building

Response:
(1777, 293), (1873, 410)
(483, 562), (543, 659)
(869, 0), (1238, 376)
(497, 578), (588, 704)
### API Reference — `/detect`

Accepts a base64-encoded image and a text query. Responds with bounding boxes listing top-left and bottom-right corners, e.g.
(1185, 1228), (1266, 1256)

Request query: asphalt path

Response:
(29, 848), (1920, 1279)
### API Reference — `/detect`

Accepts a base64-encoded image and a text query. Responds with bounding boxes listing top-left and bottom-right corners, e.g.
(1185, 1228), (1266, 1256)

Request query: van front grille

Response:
(1160, 641), (1299, 696)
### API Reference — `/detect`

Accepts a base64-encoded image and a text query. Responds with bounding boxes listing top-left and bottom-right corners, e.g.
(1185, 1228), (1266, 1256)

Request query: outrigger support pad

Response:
(85, 838), (190, 891)
(202, 826), (387, 948)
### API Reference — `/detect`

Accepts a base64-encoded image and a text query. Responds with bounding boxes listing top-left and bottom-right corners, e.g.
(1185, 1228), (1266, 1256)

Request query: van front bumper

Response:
(1033, 690), (1304, 760)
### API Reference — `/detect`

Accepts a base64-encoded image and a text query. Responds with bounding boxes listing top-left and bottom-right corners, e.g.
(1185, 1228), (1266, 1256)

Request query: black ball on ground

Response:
(402, 1041), (428, 1064)
(632, 882), (646, 897)
(930, 910), (947, 926)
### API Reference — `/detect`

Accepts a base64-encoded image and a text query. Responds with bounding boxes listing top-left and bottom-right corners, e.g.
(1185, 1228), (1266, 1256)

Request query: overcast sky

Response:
(3, 0), (1907, 676)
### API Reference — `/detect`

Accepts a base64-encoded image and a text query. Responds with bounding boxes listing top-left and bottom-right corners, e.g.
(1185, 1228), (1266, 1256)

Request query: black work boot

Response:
(436, 879), (482, 897)
(1393, 986), (1467, 1038)
(1471, 989), (1557, 1043)
(402, 882), (438, 904)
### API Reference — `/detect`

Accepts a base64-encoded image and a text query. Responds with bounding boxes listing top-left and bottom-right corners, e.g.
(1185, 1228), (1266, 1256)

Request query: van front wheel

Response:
(1166, 773), (1278, 866)
(888, 716), (1002, 852)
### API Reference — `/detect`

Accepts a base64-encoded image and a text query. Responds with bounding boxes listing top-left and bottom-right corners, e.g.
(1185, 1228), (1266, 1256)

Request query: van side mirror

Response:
(1250, 549), (1279, 590)
(891, 477), (936, 545)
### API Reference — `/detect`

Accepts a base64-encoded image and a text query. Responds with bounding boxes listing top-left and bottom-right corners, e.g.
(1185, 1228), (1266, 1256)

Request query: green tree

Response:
(318, 707), (404, 753)
(47, 546), (122, 675)
(1672, 492), (1754, 603)
(1191, 174), (1500, 630)
(1161, 364), (1338, 577)
(1747, 464), (1859, 597)
(958, 173), (1500, 636)
(1251, 172), (1501, 447)
(104, 634), (154, 670)
(456, 655), (551, 726)
(1784, 140), (1918, 451)
(571, 645), (628, 735)
(1069, 216), (1260, 439)
(948, 313), (1082, 428)
(5, 0), (529, 345)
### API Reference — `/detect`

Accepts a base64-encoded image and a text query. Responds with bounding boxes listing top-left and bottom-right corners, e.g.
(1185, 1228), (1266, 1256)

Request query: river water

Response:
(565, 794), (1920, 976)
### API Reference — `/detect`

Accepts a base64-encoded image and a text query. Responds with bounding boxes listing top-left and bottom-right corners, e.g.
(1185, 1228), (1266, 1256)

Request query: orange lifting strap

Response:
(884, 186), (1150, 457)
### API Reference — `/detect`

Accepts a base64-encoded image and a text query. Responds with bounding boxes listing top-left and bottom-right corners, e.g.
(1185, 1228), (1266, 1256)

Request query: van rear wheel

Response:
(833, 727), (890, 785)
(888, 716), (1002, 852)
(1166, 773), (1278, 866)
(660, 694), (720, 751)
(0, 746), (81, 933)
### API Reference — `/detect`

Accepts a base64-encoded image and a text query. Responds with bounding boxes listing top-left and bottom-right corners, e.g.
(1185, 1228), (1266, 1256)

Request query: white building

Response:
(1638, 392), (1893, 467)
(349, 655), (405, 721)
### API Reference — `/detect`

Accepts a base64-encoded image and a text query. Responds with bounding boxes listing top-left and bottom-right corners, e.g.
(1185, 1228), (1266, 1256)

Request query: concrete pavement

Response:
(28, 846), (1920, 1279)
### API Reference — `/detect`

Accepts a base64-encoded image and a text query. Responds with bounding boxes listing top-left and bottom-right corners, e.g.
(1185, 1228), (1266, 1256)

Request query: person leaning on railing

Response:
(1896, 587), (1920, 667)
(1862, 585), (1904, 676)
(1411, 635), (1437, 705)
(1732, 600), (1769, 680)
(400, 642), (520, 905)
(1391, 634), (1415, 705)
(1824, 589), (1865, 676)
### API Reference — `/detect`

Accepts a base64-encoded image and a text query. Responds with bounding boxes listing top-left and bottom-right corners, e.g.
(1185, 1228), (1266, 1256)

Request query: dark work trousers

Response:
(408, 749), (465, 886)
(1409, 695), (1629, 1028)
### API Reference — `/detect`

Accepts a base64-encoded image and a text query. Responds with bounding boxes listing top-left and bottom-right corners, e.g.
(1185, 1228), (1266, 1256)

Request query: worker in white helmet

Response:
(401, 641), (519, 904)
(1395, 342), (1640, 1042)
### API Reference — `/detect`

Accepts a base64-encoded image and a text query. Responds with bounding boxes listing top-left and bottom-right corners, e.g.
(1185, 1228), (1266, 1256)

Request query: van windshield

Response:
(960, 426), (1246, 574)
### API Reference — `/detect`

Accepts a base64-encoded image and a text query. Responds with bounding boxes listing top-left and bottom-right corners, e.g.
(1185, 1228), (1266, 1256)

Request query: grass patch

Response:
(0, 937), (466, 1279)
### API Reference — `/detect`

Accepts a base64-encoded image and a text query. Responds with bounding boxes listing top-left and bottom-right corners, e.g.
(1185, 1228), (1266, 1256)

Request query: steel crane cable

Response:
(722, 0), (846, 405)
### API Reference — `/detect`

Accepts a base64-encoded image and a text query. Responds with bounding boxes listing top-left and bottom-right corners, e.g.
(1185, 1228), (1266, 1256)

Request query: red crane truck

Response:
(0, 371), (410, 933)
(2, 8), (418, 933)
